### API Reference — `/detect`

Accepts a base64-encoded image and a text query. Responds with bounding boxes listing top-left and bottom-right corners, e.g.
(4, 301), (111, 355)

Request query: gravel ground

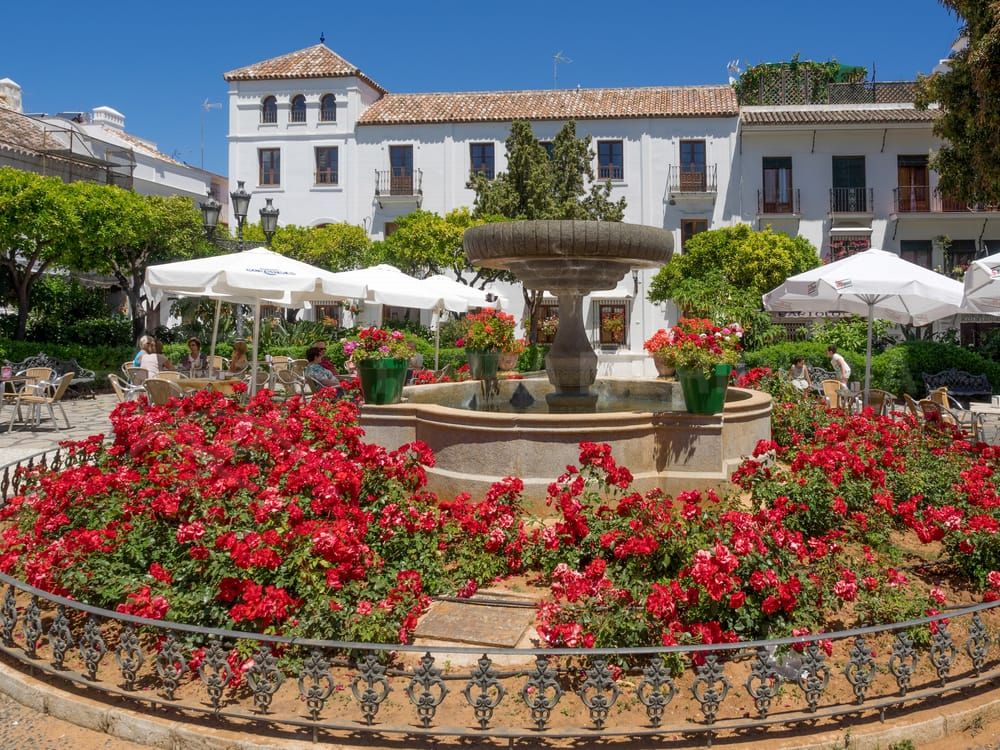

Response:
(0, 691), (147, 750)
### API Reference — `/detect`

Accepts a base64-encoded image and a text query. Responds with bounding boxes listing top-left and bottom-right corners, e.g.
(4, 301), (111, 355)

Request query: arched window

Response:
(290, 94), (306, 123)
(320, 94), (336, 122)
(261, 95), (277, 124)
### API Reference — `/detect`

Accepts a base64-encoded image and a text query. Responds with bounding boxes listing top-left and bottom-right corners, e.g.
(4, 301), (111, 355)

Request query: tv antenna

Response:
(553, 51), (572, 89)
(200, 98), (222, 169)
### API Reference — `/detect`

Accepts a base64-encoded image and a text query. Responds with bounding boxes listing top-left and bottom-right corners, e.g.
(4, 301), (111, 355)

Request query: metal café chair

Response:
(108, 373), (144, 402)
(144, 378), (184, 406)
(8, 372), (73, 430)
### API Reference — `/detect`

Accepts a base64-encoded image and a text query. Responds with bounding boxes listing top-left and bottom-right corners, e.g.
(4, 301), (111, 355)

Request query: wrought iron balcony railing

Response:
(668, 164), (717, 194)
(757, 188), (800, 215)
(375, 168), (423, 198)
(829, 187), (874, 214)
(893, 187), (1000, 214)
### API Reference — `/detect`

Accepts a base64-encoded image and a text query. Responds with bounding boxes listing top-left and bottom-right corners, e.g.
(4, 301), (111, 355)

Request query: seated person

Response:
(311, 340), (341, 376)
(153, 339), (174, 371)
(133, 335), (152, 367)
(229, 340), (249, 373)
(304, 346), (342, 392)
(137, 338), (160, 378)
(179, 337), (207, 372)
(789, 357), (812, 392)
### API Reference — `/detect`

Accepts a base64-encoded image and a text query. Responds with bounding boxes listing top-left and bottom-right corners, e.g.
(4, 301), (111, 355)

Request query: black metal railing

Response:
(668, 164), (718, 194)
(830, 187), (874, 214)
(374, 168), (423, 198)
(758, 188), (800, 215)
(2, 446), (1000, 744)
(893, 187), (1000, 214)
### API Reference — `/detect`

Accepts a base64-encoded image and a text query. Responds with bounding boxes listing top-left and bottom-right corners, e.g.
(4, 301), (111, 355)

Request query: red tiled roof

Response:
(223, 44), (386, 93)
(357, 86), (738, 125)
(0, 105), (59, 155)
(741, 107), (939, 125)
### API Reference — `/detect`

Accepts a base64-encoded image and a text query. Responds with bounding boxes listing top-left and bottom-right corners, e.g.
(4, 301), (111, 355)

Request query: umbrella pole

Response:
(209, 299), (221, 378)
(864, 301), (874, 407)
(250, 300), (261, 398)
(434, 307), (441, 371)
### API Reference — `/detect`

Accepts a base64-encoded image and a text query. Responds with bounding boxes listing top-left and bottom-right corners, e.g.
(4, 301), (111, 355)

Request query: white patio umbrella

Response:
(146, 247), (366, 395)
(763, 249), (964, 402)
(417, 275), (504, 369)
(961, 252), (1000, 314)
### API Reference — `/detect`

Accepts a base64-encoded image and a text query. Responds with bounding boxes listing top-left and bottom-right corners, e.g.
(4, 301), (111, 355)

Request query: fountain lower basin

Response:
(359, 378), (772, 513)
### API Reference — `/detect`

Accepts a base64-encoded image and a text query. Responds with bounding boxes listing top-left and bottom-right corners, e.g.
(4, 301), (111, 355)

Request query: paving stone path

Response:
(0, 393), (118, 466)
(0, 690), (145, 750)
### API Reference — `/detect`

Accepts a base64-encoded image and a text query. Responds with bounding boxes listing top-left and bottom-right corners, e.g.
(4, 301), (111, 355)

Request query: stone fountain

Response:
(463, 220), (672, 410)
(358, 220), (772, 510)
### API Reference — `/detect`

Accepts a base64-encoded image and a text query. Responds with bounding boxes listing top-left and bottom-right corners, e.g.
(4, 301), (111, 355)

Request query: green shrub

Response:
(742, 341), (865, 378)
(65, 317), (133, 347)
(810, 316), (892, 354)
(872, 341), (1000, 396)
(517, 344), (549, 372)
(0, 339), (134, 389)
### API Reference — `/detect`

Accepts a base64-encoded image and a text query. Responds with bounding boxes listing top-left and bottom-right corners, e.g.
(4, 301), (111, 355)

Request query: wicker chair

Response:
(275, 368), (307, 397)
(918, 398), (981, 439)
(864, 389), (896, 417)
(8, 372), (73, 430)
(124, 366), (149, 385)
(144, 378), (184, 406)
(821, 379), (844, 410)
(153, 371), (183, 382)
(108, 373), (144, 402)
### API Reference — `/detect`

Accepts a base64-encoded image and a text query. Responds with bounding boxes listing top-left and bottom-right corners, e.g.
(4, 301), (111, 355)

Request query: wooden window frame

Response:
(314, 146), (339, 185)
(260, 96), (277, 124)
(320, 94), (337, 122)
(537, 303), (559, 344)
(469, 142), (495, 179)
(598, 303), (628, 347)
(290, 94), (307, 123)
(681, 219), (709, 250)
(258, 148), (280, 186)
(597, 140), (624, 181)
(900, 240), (933, 269)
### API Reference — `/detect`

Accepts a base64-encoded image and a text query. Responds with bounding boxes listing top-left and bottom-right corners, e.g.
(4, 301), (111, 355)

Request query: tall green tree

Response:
(648, 225), (819, 349)
(469, 120), (627, 339)
(0, 168), (82, 339)
(243, 222), (374, 271)
(374, 208), (512, 287)
(73, 183), (206, 339)
(917, 2), (1000, 204)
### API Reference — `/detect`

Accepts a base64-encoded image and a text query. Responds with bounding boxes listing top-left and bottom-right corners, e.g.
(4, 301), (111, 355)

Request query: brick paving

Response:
(0, 393), (117, 466)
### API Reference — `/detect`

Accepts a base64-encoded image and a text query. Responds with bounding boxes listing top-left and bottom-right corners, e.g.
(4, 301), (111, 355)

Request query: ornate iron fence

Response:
(1, 447), (1000, 745)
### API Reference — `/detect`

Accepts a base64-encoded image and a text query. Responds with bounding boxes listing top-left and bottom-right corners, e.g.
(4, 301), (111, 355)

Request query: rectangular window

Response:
(597, 140), (624, 180)
(537, 303), (558, 344)
(258, 148), (280, 186)
(946, 239), (976, 274)
(383, 221), (397, 237)
(832, 156), (868, 212)
(900, 240), (933, 269)
(315, 147), (339, 185)
(679, 140), (707, 191)
(681, 219), (708, 250)
(829, 234), (870, 262)
(762, 156), (793, 212)
(312, 303), (341, 327)
(389, 145), (414, 195)
(897, 155), (929, 212)
(539, 141), (554, 159)
(598, 303), (628, 346)
(469, 143), (495, 179)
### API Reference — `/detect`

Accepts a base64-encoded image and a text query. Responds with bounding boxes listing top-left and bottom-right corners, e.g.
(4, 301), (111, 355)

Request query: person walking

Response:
(827, 346), (851, 385)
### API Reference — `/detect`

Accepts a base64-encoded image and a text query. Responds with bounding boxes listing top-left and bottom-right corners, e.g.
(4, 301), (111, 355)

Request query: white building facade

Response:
(226, 45), (996, 367)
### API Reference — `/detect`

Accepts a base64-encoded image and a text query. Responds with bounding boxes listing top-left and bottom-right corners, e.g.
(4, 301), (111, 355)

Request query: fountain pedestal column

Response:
(545, 291), (598, 410)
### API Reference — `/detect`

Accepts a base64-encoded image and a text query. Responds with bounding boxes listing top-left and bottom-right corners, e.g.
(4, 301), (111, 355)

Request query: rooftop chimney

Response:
(91, 105), (125, 130)
(0, 78), (23, 112)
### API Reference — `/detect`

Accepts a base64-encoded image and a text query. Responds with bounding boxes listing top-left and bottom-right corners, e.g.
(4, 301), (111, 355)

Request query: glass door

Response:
(389, 145), (413, 195)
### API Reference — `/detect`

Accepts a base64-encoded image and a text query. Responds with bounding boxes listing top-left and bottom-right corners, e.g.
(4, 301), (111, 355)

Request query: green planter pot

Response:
(676, 364), (733, 414)
(357, 357), (408, 405)
(465, 348), (500, 380)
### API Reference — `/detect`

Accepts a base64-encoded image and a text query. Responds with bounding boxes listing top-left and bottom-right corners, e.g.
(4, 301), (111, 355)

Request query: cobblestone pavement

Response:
(0, 691), (145, 750)
(0, 393), (117, 466)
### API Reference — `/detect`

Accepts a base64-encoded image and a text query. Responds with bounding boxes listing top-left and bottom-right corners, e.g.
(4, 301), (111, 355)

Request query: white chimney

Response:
(0, 78), (23, 112)
(91, 105), (125, 130)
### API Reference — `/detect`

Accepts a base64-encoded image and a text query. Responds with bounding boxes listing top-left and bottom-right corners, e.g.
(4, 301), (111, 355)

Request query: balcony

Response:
(757, 188), (800, 216)
(667, 164), (717, 199)
(829, 187), (874, 215)
(375, 168), (423, 209)
(597, 164), (624, 181)
(892, 186), (1000, 217)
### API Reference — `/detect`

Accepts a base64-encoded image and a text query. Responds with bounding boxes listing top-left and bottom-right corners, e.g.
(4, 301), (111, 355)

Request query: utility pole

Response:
(200, 99), (221, 169)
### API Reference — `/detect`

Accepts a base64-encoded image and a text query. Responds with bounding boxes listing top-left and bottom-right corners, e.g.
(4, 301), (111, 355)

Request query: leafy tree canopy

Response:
(917, 1), (1000, 204)
(243, 222), (374, 271)
(648, 224), (819, 348)
(470, 120), (626, 222)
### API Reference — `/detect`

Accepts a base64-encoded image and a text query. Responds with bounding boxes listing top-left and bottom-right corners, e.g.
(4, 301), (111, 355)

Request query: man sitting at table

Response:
(305, 346), (343, 394)
(179, 337), (207, 373)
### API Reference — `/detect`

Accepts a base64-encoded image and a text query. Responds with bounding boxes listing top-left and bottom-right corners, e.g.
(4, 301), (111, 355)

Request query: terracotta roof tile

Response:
(741, 107), (939, 125)
(357, 86), (738, 125)
(224, 44), (386, 93)
(0, 106), (69, 156)
(102, 127), (184, 166)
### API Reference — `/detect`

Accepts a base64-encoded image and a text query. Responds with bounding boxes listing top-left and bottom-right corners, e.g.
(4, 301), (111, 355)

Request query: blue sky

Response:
(4, 1), (960, 176)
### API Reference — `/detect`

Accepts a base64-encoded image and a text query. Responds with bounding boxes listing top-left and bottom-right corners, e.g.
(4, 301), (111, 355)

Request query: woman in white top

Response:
(137, 338), (160, 377)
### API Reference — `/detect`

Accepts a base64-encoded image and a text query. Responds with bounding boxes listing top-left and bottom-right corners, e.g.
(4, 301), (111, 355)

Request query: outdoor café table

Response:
(969, 402), (1000, 444)
(176, 377), (243, 396)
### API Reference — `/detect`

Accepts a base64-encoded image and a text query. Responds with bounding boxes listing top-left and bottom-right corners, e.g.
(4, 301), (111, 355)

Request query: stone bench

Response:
(922, 368), (991, 406)
(5, 352), (96, 398)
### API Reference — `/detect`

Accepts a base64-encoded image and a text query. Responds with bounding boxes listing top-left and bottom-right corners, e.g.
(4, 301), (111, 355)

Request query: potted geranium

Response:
(458, 308), (517, 380)
(342, 326), (414, 404)
(643, 328), (677, 378)
(601, 311), (626, 344)
(655, 318), (743, 414)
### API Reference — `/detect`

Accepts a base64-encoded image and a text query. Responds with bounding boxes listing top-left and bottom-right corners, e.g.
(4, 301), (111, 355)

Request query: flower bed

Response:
(0, 377), (998, 653)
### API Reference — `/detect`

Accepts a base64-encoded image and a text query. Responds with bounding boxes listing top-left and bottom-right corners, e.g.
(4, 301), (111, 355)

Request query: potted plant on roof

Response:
(458, 308), (517, 380)
(659, 318), (743, 414)
(343, 326), (413, 405)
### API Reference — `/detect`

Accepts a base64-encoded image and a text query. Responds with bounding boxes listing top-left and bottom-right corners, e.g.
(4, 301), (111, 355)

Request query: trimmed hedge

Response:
(0, 340), (134, 390)
(745, 340), (1000, 396)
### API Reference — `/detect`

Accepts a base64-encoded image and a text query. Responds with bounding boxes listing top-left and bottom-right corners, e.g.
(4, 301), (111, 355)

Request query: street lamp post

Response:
(230, 180), (252, 252)
(260, 198), (279, 247)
